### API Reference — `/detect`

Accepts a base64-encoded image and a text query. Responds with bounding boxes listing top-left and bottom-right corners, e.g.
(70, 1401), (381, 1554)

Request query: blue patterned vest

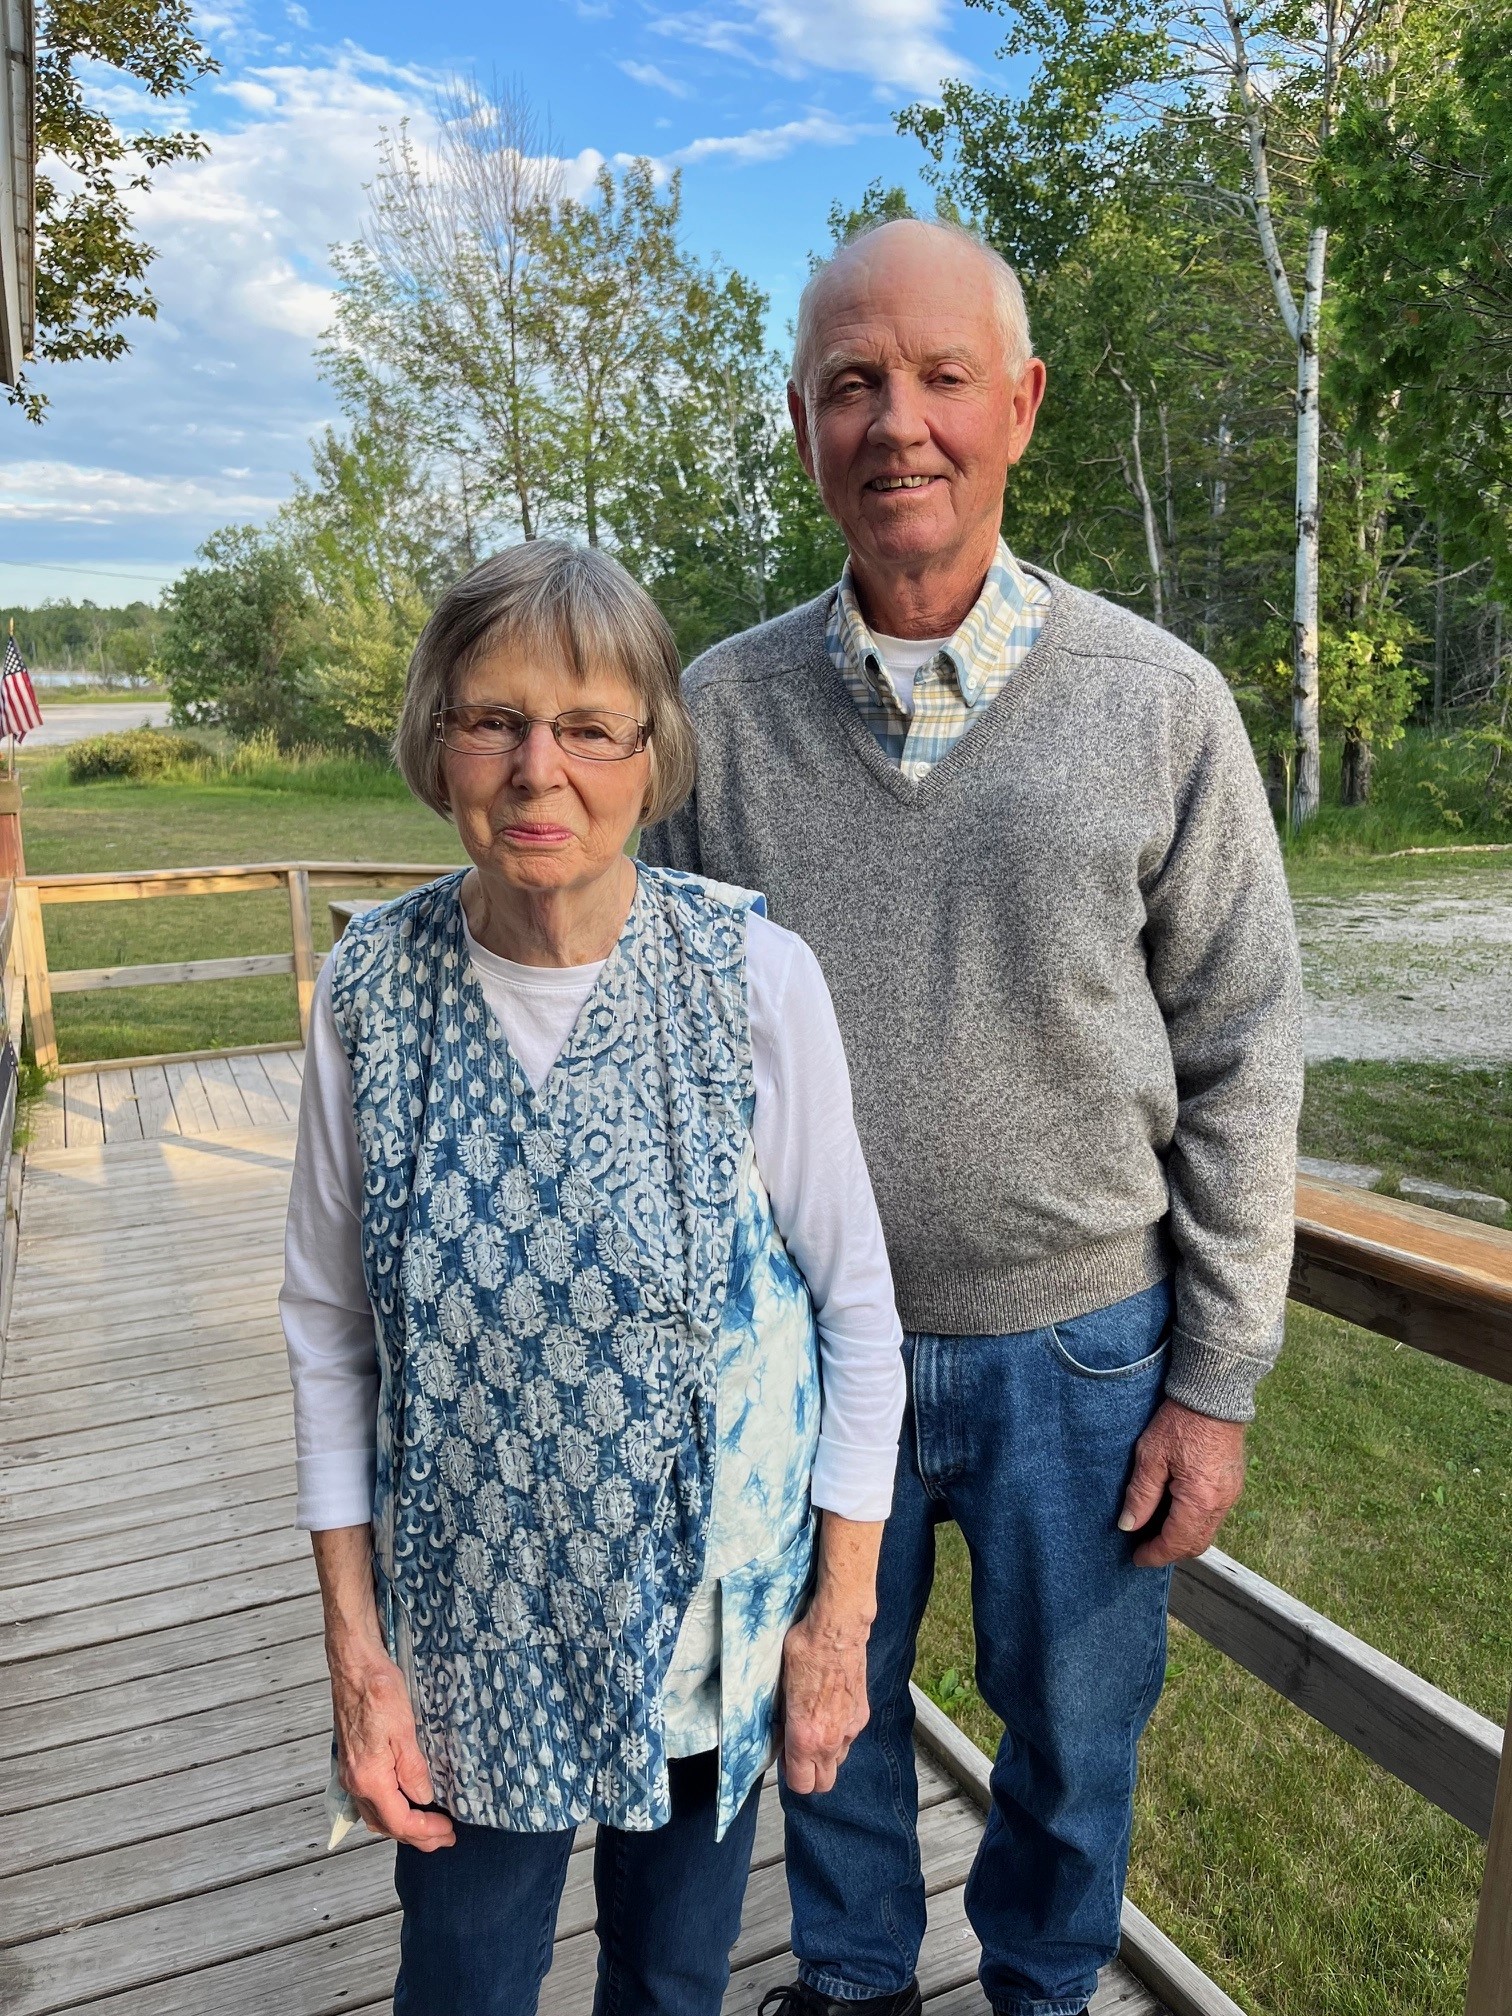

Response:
(328, 865), (819, 1838)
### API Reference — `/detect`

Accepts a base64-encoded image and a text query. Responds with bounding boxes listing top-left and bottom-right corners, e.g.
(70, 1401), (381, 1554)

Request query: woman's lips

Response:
(501, 823), (576, 845)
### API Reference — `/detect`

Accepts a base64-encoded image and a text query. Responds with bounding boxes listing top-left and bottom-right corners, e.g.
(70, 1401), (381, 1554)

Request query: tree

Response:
(1326, 0), (1512, 600)
(903, 0), (1404, 825)
(610, 267), (789, 655)
(160, 528), (324, 745)
(530, 161), (687, 548)
(14, 0), (215, 418)
(285, 404), (462, 743)
(325, 78), (561, 544)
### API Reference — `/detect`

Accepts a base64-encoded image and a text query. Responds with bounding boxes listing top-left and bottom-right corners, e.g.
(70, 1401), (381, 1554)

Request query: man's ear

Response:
(787, 381), (817, 482)
(1005, 358), (1048, 469)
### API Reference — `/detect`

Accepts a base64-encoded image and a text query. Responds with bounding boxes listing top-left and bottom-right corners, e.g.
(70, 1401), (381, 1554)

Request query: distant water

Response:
(28, 671), (162, 691)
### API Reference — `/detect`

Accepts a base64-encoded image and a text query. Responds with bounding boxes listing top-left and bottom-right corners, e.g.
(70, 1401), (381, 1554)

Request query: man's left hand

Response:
(1117, 1398), (1247, 1567)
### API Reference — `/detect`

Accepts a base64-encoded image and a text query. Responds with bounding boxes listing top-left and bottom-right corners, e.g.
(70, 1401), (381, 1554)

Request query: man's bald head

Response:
(791, 218), (1033, 402)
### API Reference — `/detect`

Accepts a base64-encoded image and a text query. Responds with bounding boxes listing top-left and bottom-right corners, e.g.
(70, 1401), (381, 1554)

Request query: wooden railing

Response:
(0, 877), (24, 1332)
(13, 861), (457, 1072)
(6, 857), (1511, 2014)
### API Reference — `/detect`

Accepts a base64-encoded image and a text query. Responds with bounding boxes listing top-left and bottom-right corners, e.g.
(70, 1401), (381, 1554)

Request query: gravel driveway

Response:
(1295, 869), (1512, 1063)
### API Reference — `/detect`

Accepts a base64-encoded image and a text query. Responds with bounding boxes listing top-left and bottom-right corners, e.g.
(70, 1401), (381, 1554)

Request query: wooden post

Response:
(14, 882), (56, 1072)
(286, 868), (316, 1044)
(0, 780), (24, 879)
(1466, 1688), (1512, 2016)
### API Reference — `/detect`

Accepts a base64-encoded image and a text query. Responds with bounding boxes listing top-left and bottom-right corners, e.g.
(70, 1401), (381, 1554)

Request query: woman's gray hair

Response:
(395, 540), (696, 827)
(791, 216), (1033, 399)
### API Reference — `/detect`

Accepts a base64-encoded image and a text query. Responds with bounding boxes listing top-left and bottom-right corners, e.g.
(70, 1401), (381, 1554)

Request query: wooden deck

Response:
(30, 1047), (305, 1149)
(0, 1113), (1168, 2015)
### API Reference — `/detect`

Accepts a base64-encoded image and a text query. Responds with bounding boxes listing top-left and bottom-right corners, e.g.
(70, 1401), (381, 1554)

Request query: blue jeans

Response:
(783, 1281), (1174, 2016)
(394, 1750), (762, 2016)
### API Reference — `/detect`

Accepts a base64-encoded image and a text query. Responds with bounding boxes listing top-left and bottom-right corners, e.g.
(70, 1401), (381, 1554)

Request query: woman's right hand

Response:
(328, 1642), (457, 1851)
(310, 1524), (456, 1852)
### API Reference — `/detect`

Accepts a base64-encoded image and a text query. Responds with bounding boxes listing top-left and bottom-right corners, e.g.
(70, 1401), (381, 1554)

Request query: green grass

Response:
(1302, 1062), (1512, 1206)
(20, 750), (464, 1063)
(917, 1305), (1509, 2016)
(1282, 726), (1512, 861)
(41, 686), (169, 705)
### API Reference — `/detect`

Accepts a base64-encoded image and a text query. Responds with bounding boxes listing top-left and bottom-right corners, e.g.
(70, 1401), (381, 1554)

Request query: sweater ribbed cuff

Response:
(1161, 1321), (1282, 1424)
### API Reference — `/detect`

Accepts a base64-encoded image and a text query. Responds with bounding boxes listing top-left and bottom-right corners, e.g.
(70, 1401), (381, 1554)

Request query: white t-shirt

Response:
(869, 631), (951, 715)
(281, 909), (906, 1531)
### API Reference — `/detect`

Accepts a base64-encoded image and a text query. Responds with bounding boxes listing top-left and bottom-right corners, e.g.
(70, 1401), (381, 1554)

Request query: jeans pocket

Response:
(1045, 1290), (1172, 1381)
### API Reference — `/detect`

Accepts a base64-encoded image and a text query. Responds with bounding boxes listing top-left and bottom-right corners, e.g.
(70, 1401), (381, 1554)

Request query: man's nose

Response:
(867, 373), (931, 450)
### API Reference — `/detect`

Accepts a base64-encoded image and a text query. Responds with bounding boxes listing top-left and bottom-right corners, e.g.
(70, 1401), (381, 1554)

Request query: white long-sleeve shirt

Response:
(281, 909), (906, 1531)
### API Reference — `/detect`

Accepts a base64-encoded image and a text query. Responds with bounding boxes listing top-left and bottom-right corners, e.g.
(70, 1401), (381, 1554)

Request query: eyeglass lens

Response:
(440, 706), (645, 760)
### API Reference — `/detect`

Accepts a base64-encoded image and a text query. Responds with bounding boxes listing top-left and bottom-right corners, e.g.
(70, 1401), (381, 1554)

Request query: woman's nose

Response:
(506, 719), (567, 789)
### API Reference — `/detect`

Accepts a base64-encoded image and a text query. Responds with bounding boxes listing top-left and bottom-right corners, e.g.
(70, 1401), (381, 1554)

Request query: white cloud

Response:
(618, 59), (691, 97)
(667, 112), (883, 167)
(0, 462), (285, 524)
(649, 0), (969, 94)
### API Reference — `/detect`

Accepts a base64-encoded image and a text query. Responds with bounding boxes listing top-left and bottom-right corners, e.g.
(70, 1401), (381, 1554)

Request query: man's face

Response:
(789, 225), (1045, 581)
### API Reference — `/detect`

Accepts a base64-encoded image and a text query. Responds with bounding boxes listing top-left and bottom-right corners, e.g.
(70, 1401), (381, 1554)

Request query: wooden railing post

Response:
(286, 868), (316, 1044)
(1467, 1687), (1512, 2016)
(0, 780), (25, 879)
(14, 882), (56, 1072)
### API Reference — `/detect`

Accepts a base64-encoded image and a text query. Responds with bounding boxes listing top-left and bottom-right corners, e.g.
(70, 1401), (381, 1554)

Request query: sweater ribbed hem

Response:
(894, 1223), (1170, 1339)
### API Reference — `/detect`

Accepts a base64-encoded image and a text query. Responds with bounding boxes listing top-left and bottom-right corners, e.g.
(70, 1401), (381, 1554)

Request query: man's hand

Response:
(1117, 1398), (1247, 1568)
(780, 1607), (871, 1795)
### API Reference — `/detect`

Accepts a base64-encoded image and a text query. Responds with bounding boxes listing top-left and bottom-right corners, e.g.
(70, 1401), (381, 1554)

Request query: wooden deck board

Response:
(0, 1126), (1171, 2016)
(130, 1062), (182, 1139)
(52, 1053), (305, 1146)
(96, 1066), (145, 1144)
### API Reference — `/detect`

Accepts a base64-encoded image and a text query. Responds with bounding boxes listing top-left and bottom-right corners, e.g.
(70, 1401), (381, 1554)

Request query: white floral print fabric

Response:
(328, 865), (819, 1839)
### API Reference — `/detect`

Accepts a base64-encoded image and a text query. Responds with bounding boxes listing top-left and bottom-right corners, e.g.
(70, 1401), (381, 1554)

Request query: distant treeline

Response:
(2, 601), (164, 678)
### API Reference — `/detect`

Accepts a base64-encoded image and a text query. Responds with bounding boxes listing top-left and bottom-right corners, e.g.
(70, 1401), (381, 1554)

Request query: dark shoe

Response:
(758, 1983), (923, 2016)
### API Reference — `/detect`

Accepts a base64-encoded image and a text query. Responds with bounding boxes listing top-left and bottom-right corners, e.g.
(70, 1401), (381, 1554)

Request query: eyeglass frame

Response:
(433, 702), (653, 764)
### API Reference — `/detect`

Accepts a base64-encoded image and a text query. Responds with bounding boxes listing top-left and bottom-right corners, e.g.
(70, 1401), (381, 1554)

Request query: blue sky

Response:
(0, 0), (1023, 608)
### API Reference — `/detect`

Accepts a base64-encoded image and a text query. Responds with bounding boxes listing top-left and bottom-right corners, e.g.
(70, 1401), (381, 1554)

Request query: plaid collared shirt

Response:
(827, 540), (1050, 781)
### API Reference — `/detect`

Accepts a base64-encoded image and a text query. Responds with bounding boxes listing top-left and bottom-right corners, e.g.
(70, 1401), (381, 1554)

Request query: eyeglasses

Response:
(436, 704), (651, 762)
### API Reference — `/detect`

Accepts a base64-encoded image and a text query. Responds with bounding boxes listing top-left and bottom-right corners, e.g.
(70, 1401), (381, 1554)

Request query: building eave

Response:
(0, 0), (36, 390)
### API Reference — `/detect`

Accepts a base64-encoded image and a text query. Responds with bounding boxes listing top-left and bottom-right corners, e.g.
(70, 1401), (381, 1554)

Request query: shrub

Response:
(65, 728), (215, 782)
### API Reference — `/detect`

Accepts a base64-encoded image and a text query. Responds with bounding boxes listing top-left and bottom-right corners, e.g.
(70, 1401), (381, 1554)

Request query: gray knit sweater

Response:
(641, 571), (1303, 1422)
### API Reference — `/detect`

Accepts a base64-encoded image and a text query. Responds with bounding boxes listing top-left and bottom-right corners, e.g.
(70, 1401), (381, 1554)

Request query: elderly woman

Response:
(280, 540), (905, 2016)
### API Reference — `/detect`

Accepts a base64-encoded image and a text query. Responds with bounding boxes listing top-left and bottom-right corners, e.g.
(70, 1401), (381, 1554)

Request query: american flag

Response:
(2, 635), (44, 740)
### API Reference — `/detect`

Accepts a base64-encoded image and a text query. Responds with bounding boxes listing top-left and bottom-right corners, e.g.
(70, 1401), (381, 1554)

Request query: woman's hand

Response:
(780, 1608), (871, 1793)
(329, 1641), (456, 1850)
(780, 1511), (884, 1796)
(311, 1526), (455, 1852)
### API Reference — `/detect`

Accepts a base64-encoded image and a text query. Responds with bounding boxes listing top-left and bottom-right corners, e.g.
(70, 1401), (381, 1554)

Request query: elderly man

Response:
(640, 218), (1302, 2016)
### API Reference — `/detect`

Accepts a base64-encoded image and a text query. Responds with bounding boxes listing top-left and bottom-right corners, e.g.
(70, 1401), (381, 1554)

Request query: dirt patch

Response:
(1294, 870), (1512, 1062)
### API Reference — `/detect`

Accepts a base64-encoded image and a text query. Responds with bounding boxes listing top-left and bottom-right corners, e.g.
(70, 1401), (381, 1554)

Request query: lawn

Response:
(15, 741), (1511, 2015)
(18, 753), (465, 1062)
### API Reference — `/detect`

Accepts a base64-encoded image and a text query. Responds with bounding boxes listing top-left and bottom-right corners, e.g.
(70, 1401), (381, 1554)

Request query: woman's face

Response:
(440, 649), (652, 901)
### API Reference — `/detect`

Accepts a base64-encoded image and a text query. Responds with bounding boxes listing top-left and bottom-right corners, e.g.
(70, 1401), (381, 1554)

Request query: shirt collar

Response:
(827, 538), (1038, 708)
